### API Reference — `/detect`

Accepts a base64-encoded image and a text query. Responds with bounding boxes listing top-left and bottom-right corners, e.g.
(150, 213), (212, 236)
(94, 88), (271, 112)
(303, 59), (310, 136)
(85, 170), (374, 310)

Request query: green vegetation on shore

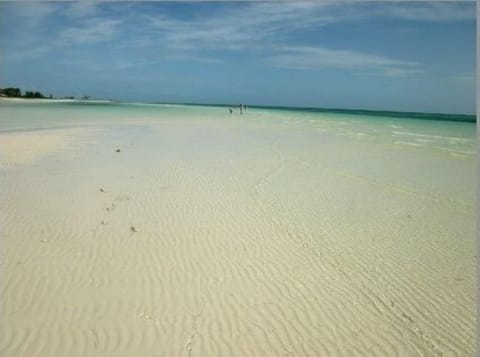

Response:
(0, 87), (50, 99)
(0, 87), (86, 100)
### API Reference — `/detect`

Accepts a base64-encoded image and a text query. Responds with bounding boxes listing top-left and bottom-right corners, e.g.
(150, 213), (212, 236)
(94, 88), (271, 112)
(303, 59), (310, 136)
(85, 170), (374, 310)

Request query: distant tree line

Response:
(24, 91), (46, 98)
(0, 87), (52, 99)
(1, 87), (22, 97)
(0, 88), (94, 101)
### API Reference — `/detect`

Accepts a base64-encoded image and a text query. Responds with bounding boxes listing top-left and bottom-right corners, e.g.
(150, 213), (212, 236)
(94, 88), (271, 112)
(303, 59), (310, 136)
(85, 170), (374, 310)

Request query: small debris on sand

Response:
(106, 207), (110, 211)
(130, 226), (137, 233)
(115, 149), (121, 152)
(100, 188), (105, 192)
(101, 221), (105, 225)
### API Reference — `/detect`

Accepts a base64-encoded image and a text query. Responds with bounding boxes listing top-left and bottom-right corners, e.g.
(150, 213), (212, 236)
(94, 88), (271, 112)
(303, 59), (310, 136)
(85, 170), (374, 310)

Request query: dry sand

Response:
(0, 128), (96, 168)
(0, 115), (475, 356)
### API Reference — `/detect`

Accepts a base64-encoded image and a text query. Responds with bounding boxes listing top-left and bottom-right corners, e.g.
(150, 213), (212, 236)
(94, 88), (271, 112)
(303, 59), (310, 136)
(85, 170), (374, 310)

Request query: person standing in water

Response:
(240, 104), (243, 115)
(229, 108), (233, 115)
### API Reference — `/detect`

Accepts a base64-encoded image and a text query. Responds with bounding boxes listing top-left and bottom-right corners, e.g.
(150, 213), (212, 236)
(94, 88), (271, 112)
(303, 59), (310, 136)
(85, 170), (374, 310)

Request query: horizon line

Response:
(151, 100), (477, 118)
(0, 94), (475, 118)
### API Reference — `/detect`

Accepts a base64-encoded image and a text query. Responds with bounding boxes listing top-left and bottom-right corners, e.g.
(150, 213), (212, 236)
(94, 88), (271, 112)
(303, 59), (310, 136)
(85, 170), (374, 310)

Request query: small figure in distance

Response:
(229, 108), (233, 115)
(240, 104), (243, 115)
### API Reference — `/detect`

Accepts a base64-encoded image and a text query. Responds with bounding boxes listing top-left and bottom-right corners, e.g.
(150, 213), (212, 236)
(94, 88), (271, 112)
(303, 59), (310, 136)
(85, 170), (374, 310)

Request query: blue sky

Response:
(0, 1), (476, 114)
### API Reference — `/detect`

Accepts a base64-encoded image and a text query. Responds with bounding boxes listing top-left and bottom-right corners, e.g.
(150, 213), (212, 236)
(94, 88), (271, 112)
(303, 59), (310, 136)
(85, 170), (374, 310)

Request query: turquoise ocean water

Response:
(0, 100), (475, 158)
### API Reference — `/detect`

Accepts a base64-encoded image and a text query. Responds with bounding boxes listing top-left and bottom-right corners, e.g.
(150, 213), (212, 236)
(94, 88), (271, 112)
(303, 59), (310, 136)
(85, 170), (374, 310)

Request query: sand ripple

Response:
(0, 115), (475, 356)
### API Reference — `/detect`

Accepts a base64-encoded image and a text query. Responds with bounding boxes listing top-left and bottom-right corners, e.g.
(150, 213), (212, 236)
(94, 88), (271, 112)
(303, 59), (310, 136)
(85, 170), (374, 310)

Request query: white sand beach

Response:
(0, 103), (476, 356)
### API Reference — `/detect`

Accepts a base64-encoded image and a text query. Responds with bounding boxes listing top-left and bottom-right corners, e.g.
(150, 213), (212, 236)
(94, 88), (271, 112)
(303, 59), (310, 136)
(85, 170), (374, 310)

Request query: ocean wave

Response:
(394, 141), (425, 147)
(393, 131), (473, 143)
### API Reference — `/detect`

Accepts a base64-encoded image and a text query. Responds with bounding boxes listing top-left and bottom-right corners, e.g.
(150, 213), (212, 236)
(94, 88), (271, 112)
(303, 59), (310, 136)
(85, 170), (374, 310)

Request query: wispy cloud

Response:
(383, 68), (426, 77)
(8, 2), (58, 26)
(378, 2), (475, 22)
(1, 1), (474, 76)
(136, 1), (473, 73)
(59, 18), (122, 44)
(265, 46), (423, 76)
(65, 1), (100, 19)
(6, 46), (52, 62)
(167, 54), (224, 65)
(448, 73), (476, 83)
(145, 2), (334, 50)
(97, 59), (165, 71)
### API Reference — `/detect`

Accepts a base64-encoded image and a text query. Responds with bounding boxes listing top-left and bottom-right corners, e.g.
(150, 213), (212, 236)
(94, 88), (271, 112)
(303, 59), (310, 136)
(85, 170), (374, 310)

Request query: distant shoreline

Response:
(0, 97), (113, 104)
(159, 101), (477, 123)
(1, 96), (475, 123)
